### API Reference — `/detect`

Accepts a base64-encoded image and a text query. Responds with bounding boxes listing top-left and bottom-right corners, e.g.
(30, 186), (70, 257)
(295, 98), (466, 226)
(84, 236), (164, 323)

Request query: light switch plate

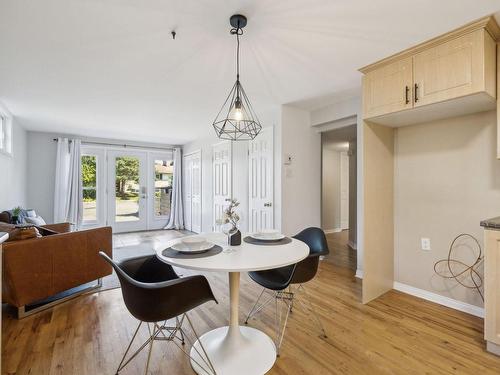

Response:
(421, 238), (431, 251)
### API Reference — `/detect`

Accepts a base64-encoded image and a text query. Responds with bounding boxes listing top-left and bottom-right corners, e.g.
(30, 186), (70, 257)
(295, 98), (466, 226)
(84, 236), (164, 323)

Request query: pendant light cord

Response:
(236, 31), (240, 81)
(231, 25), (243, 81)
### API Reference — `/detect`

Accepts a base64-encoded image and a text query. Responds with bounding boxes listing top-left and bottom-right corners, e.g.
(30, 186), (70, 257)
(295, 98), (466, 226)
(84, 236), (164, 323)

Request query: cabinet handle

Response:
(414, 83), (419, 103)
(405, 85), (410, 104)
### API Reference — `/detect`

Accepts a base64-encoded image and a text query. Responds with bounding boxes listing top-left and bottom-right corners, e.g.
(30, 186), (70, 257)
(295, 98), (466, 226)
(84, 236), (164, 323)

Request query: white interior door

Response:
(249, 127), (274, 233)
(340, 151), (349, 230)
(183, 151), (202, 233)
(191, 152), (202, 233)
(183, 155), (193, 231)
(213, 141), (232, 232)
(107, 150), (148, 233)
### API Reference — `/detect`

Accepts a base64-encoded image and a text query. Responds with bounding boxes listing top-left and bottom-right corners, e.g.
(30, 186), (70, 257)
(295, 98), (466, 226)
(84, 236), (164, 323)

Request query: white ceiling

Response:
(1, 1), (499, 144)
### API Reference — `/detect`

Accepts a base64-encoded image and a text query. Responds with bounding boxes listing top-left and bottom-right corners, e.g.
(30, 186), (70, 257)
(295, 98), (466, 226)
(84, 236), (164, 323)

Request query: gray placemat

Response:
(243, 236), (292, 246)
(162, 245), (223, 259)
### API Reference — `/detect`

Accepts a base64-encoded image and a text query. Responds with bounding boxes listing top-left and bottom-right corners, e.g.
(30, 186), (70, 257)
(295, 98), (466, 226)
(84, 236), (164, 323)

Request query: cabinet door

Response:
(413, 29), (493, 107)
(484, 229), (500, 349)
(363, 57), (413, 118)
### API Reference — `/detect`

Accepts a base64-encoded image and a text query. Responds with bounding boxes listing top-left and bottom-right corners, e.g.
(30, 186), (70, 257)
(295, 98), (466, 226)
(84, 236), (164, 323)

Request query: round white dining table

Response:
(155, 232), (309, 375)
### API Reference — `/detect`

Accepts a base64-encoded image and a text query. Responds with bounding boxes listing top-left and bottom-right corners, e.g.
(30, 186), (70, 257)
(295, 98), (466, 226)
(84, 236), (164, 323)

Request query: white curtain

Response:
(54, 138), (83, 228)
(165, 147), (184, 230)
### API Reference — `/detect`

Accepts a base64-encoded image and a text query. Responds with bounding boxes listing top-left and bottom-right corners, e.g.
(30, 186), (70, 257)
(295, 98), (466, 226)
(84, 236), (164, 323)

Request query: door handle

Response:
(405, 85), (410, 104)
(414, 83), (419, 103)
(264, 202), (273, 207)
(225, 198), (231, 202)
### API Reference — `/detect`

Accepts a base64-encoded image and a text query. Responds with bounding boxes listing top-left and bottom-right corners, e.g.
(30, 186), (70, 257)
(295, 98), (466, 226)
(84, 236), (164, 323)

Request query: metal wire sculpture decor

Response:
(433, 233), (484, 301)
(212, 14), (262, 141)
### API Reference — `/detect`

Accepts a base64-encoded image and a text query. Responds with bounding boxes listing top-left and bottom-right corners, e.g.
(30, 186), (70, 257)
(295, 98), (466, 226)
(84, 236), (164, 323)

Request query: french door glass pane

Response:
(82, 155), (97, 222)
(154, 159), (173, 217)
(115, 156), (140, 222)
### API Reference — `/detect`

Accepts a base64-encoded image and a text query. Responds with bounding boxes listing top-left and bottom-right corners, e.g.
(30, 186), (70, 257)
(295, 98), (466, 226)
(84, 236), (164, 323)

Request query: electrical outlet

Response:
(421, 238), (431, 251)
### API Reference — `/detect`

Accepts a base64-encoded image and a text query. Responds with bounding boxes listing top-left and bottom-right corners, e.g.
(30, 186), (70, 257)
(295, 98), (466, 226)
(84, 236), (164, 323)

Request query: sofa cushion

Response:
(0, 211), (11, 223)
(25, 216), (47, 226)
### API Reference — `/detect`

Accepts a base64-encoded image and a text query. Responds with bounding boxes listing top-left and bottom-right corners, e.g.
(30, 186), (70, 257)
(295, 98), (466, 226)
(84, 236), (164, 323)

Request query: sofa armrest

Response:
(41, 222), (72, 233)
(2, 226), (113, 307)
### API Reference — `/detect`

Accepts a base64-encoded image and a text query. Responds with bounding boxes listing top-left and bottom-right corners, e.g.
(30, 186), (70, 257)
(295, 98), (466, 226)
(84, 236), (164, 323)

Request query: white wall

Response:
(280, 105), (321, 235)
(321, 148), (341, 231)
(394, 110), (500, 307)
(311, 95), (361, 127)
(26, 131), (175, 224)
(26, 131), (57, 221)
(0, 117), (27, 210)
(348, 141), (357, 248)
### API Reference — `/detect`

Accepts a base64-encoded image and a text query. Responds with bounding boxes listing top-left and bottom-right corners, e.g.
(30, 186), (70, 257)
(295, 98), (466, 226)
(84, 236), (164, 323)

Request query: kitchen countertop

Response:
(481, 217), (500, 230)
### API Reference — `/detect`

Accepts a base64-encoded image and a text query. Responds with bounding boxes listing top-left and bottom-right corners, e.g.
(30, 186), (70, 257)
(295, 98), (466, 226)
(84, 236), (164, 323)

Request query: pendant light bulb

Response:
(232, 97), (243, 121)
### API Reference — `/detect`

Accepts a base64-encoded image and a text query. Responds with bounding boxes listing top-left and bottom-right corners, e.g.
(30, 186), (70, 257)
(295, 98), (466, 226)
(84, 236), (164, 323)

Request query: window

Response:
(0, 112), (12, 156)
(154, 159), (173, 217)
(81, 155), (98, 223)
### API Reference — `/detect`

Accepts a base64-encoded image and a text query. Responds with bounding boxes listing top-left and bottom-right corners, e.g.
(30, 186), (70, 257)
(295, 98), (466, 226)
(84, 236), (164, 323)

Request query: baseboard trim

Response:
(393, 282), (484, 318)
(347, 240), (357, 250)
(355, 269), (363, 279)
(324, 228), (342, 234)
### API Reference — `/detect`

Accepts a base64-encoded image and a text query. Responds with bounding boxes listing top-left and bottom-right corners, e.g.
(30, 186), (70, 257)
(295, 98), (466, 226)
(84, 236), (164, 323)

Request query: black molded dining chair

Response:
(244, 227), (329, 354)
(99, 252), (218, 375)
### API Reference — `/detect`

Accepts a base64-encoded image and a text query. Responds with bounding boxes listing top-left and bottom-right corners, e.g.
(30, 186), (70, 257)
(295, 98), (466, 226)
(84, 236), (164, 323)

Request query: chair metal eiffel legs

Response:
(295, 284), (327, 339)
(245, 285), (327, 355)
(116, 313), (217, 375)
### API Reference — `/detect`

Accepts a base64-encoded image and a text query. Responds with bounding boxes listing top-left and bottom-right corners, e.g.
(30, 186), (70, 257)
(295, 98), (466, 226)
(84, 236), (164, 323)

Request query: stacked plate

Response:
(250, 229), (285, 242)
(171, 237), (215, 254)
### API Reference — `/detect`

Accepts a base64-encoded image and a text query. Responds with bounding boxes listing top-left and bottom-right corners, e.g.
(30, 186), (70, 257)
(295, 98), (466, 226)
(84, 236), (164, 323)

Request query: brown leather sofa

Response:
(2, 223), (113, 317)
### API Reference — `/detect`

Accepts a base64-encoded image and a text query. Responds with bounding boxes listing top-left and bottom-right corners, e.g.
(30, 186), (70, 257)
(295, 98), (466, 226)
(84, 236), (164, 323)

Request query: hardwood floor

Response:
(3, 231), (500, 374)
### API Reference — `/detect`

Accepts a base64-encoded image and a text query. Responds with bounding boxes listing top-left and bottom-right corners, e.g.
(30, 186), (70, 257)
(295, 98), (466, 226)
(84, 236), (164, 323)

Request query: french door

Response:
(81, 146), (174, 233)
(107, 151), (148, 233)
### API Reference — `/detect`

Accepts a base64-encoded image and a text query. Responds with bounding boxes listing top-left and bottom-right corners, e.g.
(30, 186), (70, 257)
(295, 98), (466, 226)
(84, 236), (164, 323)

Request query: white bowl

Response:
(182, 236), (206, 246)
(251, 230), (285, 241)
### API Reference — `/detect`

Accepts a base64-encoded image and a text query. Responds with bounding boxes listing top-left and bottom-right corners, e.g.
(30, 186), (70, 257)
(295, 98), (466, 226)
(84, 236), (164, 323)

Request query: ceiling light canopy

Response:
(212, 14), (262, 141)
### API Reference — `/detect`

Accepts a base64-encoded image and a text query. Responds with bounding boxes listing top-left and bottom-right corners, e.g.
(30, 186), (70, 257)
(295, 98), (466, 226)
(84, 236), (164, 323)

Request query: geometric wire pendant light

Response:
(212, 14), (262, 140)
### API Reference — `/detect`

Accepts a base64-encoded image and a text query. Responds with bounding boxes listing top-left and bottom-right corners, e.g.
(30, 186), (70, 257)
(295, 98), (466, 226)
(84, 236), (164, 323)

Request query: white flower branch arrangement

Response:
(217, 199), (240, 228)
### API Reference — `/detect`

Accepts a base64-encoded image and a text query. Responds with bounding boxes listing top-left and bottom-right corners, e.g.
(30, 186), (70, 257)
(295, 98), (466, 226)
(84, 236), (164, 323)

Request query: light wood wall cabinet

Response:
(363, 58), (413, 118)
(361, 17), (500, 126)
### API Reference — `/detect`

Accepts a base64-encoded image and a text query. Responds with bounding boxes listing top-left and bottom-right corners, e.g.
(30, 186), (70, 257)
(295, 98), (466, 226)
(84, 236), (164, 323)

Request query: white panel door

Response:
(248, 127), (274, 233)
(213, 141), (232, 232)
(183, 155), (193, 231)
(340, 151), (349, 230)
(107, 150), (148, 233)
(191, 152), (202, 233)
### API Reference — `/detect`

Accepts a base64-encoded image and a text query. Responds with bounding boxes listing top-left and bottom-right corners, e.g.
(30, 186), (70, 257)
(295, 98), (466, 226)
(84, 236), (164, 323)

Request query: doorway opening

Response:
(321, 124), (357, 270)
